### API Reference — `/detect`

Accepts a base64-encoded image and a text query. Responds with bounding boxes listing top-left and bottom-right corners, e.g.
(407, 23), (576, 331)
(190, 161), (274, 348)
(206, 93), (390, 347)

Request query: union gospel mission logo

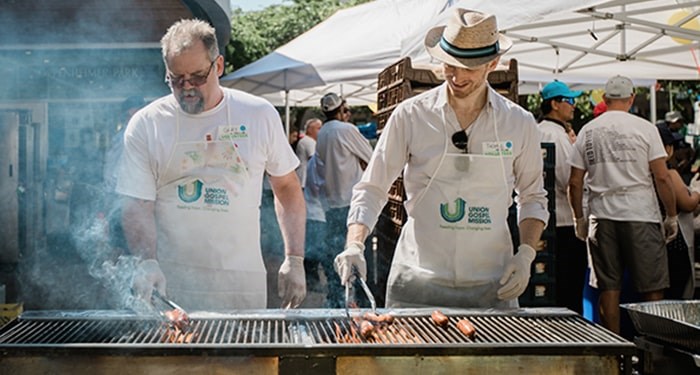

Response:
(439, 197), (491, 230)
(177, 179), (230, 212)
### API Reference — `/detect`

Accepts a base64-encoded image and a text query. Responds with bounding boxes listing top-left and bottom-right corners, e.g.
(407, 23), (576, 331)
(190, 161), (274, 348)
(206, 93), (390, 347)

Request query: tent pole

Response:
(650, 83), (657, 124)
(285, 89), (290, 139)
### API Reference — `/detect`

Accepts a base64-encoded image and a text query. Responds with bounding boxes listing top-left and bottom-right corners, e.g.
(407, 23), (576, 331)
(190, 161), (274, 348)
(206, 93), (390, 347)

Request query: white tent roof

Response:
(223, 0), (453, 106)
(222, 0), (700, 107)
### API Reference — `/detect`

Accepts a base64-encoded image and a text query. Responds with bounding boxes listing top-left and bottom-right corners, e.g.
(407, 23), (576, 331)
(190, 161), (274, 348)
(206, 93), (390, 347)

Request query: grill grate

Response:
(0, 309), (628, 348)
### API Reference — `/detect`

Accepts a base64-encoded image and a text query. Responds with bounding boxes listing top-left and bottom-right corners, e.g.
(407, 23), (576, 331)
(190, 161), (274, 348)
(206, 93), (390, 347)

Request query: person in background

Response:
(103, 96), (146, 253)
(294, 117), (324, 289)
(315, 92), (373, 307)
(657, 125), (698, 299)
(538, 80), (587, 314)
(660, 111), (695, 183)
(335, 9), (549, 308)
(593, 101), (607, 118)
(295, 118), (322, 191)
(568, 75), (678, 334)
(117, 19), (306, 310)
(303, 153), (330, 298)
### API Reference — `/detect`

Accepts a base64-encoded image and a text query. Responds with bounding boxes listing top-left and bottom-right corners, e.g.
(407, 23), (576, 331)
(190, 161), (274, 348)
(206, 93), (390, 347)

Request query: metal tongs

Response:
(344, 265), (377, 317)
(152, 290), (191, 332)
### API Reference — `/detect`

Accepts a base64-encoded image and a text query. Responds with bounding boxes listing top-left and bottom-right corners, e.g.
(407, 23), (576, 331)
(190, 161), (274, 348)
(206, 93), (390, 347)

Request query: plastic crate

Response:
(0, 303), (23, 327)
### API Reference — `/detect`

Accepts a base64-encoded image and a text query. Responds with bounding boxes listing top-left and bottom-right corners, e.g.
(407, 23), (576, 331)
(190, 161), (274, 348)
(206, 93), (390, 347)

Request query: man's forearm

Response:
(346, 222), (370, 246)
(568, 167), (586, 219)
(270, 172), (306, 257)
(122, 197), (157, 259)
(518, 218), (545, 251)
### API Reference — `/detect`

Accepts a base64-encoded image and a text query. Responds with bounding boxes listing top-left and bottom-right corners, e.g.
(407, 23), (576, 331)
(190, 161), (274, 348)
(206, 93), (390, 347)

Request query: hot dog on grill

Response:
(362, 312), (395, 324)
(431, 310), (449, 327)
(456, 318), (476, 338)
(359, 320), (375, 339)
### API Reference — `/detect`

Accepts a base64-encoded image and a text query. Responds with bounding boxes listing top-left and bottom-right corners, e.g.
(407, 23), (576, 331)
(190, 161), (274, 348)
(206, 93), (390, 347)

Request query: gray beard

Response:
(178, 89), (204, 114)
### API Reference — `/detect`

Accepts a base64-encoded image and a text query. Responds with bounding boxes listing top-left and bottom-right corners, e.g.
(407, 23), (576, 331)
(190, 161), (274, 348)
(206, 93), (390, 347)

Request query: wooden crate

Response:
(377, 57), (443, 91)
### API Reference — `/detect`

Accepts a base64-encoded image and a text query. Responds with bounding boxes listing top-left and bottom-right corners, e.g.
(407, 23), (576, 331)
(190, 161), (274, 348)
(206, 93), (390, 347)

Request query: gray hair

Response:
(302, 118), (322, 132)
(161, 19), (219, 64)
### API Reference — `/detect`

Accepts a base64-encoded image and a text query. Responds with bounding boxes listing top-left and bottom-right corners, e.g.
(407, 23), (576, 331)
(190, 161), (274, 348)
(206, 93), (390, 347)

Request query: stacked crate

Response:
(517, 142), (557, 307)
(370, 58), (522, 306)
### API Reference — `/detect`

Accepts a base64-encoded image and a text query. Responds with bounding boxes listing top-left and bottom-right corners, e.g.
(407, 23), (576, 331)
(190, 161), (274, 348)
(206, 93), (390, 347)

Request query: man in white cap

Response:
(538, 81), (587, 314)
(334, 8), (549, 308)
(568, 75), (677, 333)
(315, 92), (373, 307)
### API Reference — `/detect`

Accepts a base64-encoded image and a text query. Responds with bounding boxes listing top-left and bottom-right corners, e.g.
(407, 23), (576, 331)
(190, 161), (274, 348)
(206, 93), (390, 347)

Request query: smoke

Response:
(0, 1), (173, 312)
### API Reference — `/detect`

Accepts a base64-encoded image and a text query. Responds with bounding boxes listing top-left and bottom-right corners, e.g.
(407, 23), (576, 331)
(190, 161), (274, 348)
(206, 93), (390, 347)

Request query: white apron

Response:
(386, 112), (516, 309)
(155, 105), (266, 310)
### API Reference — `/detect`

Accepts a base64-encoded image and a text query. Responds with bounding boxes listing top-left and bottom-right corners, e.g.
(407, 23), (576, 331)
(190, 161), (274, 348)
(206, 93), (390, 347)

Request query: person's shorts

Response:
(588, 218), (669, 293)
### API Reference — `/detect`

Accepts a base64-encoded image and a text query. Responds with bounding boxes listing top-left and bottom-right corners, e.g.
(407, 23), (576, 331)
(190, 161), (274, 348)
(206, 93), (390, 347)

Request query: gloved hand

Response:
(690, 173), (700, 193)
(497, 244), (536, 301)
(574, 216), (588, 241)
(278, 255), (306, 309)
(663, 215), (679, 243)
(132, 259), (166, 303)
(334, 241), (367, 286)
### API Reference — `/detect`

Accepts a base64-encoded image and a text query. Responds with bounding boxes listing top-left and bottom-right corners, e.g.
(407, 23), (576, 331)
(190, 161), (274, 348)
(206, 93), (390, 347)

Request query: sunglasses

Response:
(166, 60), (216, 89)
(558, 97), (576, 105)
(452, 130), (469, 153)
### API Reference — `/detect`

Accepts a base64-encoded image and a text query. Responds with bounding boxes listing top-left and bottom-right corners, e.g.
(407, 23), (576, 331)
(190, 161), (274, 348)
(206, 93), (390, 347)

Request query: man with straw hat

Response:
(334, 9), (548, 308)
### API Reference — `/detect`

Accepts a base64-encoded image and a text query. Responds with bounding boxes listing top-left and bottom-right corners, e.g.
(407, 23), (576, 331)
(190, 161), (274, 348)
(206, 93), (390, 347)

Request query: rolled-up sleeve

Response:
(513, 115), (550, 226)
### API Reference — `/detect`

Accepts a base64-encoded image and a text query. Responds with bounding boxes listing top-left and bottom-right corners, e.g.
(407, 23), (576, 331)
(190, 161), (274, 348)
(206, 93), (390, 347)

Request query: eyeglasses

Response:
(558, 97), (576, 105)
(452, 130), (468, 153)
(165, 60), (216, 89)
(343, 107), (352, 114)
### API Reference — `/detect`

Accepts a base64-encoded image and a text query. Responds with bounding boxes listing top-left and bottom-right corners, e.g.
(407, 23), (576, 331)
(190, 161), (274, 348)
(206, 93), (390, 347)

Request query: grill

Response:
(621, 300), (700, 373)
(0, 308), (635, 374)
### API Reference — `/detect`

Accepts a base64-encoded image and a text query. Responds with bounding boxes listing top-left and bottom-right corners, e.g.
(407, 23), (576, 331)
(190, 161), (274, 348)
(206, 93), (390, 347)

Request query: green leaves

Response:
(226, 0), (371, 74)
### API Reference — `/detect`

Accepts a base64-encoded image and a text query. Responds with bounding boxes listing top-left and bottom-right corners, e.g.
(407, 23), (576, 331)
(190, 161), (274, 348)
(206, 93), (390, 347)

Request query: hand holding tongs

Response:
(152, 290), (191, 332)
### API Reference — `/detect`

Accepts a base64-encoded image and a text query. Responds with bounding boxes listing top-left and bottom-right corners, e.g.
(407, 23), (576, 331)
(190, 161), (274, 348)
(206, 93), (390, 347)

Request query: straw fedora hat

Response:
(425, 8), (512, 69)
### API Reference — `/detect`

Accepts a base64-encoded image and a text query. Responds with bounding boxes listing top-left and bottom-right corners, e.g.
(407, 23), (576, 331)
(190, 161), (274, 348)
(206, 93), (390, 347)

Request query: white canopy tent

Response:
(223, 0), (454, 105)
(222, 0), (700, 126)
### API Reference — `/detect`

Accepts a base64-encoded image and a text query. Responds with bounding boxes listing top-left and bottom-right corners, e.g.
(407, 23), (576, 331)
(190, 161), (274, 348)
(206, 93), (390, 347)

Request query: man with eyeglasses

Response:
(538, 81), (587, 314)
(334, 9), (548, 308)
(315, 92), (373, 307)
(116, 19), (306, 311)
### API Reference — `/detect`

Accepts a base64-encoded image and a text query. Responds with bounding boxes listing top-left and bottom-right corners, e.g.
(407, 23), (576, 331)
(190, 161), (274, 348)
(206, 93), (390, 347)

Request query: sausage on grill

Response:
(359, 320), (375, 339)
(363, 312), (395, 324)
(431, 310), (449, 327)
(456, 318), (476, 338)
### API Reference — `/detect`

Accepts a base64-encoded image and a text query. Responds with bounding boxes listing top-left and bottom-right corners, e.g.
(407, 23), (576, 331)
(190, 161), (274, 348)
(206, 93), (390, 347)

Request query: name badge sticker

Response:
(218, 125), (249, 140)
(482, 141), (514, 156)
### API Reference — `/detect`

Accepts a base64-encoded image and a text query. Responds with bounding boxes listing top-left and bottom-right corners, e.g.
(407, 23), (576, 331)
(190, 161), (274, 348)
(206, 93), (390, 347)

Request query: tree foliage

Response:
(226, 0), (371, 74)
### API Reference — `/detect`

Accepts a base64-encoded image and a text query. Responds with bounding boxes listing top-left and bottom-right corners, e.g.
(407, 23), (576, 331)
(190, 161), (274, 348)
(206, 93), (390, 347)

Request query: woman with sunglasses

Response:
(538, 81), (587, 315)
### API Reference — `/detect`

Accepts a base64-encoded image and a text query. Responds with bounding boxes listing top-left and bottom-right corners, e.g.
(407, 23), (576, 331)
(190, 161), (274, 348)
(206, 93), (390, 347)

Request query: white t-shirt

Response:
(316, 119), (373, 208)
(539, 119), (575, 227)
(295, 135), (315, 188)
(116, 88), (298, 209)
(304, 154), (327, 222)
(348, 83), (549, 231)
(568, 110), (666, 222)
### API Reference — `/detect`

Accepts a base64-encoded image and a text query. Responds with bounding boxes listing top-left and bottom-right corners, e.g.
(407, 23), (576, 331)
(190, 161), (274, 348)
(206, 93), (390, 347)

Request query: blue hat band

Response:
(439, 37), (500, 59)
